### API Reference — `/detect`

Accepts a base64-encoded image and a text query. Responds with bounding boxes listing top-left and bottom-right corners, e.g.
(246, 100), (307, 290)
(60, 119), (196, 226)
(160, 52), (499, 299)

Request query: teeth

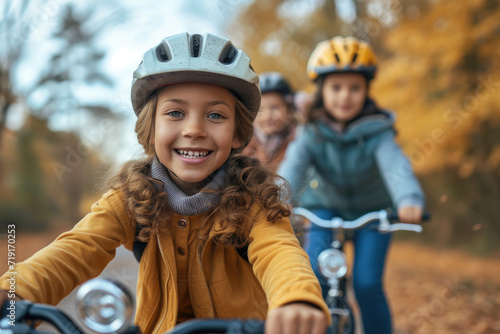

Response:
(177, 150), (209, 158)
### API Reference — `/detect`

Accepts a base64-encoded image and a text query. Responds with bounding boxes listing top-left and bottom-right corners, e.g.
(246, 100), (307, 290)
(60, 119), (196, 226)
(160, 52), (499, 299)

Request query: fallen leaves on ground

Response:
(385, 242), (500, 334)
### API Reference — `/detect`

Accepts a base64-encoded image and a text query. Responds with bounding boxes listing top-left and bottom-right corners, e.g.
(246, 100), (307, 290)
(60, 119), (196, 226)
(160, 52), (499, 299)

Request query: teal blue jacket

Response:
(278, 107), (424, 220)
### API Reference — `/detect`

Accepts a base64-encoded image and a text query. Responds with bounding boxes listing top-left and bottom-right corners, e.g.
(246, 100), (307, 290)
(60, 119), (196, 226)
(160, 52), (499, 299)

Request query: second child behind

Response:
(242, 72), (297, 171)
(278, 36), (425, 334)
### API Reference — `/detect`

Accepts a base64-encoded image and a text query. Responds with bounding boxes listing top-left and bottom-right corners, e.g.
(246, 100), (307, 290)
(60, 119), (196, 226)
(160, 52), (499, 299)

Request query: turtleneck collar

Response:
(151, 157), (228, 216)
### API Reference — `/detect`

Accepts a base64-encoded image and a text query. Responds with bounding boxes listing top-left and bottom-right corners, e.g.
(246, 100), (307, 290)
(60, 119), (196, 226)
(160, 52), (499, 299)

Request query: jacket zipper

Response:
(153, 235), (171, 334)
(337, 143), (353, 213)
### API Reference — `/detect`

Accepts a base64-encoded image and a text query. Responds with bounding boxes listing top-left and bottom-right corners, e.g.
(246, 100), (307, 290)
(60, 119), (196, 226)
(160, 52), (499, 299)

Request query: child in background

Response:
(278, 36), (425, 334)
(0, 33), (330, 334)
(243, 72), (310, 245)
(242, 72), (297, 172)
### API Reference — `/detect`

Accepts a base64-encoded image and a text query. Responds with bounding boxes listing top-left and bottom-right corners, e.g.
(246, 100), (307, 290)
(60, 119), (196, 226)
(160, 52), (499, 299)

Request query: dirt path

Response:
(385, 242), (500, 334)
(1, 230), (499, 333)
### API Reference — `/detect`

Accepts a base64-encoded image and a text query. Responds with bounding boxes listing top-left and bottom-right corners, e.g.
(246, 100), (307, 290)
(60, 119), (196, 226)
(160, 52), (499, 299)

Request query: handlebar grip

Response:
(0, 300), (84, 334)
(27, 304), (85, 334)
(387, 212), (431, 222)
(1, 299), (31, 322)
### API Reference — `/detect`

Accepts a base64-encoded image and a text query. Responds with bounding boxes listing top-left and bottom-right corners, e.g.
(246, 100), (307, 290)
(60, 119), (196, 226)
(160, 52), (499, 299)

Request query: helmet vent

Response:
(351, 53), (358, 63)
(334, 53), (340, 63)
(190, 34), (202, 57)
(219, 44), (238, 64)
(156, 42), (171, 62)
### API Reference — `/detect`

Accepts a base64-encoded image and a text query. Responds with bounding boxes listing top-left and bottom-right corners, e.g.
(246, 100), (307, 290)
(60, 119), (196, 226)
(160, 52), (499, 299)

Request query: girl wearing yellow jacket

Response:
(0, 33), (329, 334)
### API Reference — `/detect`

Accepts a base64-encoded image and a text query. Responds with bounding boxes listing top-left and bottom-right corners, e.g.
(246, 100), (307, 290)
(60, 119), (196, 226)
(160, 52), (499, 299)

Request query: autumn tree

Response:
(226, 0), (345, 90)
(372, 0), (500, 253)
(0, 1), (126, 230)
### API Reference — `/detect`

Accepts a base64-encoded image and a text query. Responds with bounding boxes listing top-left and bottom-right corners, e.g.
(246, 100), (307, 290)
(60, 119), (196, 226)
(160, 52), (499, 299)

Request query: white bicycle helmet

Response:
(131, 32), (261, 118)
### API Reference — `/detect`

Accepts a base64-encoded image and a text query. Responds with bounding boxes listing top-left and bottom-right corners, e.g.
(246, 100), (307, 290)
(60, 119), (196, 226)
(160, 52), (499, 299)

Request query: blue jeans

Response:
(304, 209), (392, 334)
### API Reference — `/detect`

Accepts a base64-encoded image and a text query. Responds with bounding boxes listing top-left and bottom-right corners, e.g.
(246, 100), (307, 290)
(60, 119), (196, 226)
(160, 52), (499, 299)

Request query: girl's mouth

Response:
(175, 149), (211, 159)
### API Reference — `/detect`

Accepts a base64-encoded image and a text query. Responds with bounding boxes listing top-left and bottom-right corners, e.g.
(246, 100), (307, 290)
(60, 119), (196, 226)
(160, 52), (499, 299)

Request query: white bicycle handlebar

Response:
(292, 207), (423, 233)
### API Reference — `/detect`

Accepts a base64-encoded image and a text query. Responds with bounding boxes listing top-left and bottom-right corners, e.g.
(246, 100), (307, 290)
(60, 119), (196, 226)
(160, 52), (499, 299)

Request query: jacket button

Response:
(177, 247), (186, 255)
(178, 219), (187, 228)
(310, 179), (319, 189)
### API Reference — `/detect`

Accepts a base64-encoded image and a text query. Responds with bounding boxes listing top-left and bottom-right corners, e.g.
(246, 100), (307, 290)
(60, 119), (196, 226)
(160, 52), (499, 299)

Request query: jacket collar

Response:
(315, 109), (396, 143)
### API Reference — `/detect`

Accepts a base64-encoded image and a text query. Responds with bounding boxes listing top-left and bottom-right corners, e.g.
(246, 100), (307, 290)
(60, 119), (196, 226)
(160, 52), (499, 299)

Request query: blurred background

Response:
(1, 0), (499, 333)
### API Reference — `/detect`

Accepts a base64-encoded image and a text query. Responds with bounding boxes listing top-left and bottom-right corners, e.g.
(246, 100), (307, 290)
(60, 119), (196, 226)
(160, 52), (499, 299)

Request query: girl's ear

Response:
(231, 136), (242, 150)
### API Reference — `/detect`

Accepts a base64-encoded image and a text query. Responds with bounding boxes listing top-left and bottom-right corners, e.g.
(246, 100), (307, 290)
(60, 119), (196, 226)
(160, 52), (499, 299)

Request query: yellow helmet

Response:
(307, 36), (377, 81)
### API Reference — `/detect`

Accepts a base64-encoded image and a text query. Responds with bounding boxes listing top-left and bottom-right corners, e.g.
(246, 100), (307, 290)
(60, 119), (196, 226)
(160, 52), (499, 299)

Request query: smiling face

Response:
(154, 83), (241, 193)
(254, 92), (289, 135)
(321, 72), (368, 126)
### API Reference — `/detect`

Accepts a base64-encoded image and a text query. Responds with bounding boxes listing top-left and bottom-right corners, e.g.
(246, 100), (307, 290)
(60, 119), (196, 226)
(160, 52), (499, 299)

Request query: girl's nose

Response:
(339, 87), (350, 99)
(182, 118), (207, 139)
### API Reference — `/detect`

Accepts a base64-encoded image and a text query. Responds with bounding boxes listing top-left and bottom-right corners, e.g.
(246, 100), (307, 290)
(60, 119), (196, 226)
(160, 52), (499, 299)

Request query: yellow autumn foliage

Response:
(373, 0), (500, 174)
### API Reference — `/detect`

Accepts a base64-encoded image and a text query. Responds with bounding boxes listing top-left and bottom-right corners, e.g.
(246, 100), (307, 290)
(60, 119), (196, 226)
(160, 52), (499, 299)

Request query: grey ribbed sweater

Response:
(151, 158), (227, 215)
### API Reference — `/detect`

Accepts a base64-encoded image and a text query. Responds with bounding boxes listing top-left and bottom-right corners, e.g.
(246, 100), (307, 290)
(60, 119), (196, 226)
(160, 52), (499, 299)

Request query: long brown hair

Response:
(107, 88), (290, 247)
(305, 76), (327, 124)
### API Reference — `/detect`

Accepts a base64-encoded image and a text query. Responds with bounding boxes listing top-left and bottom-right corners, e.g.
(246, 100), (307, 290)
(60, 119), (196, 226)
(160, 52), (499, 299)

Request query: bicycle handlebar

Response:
(0, 300), (85, 334)
(167, 319), (335, 334)
(292, 208), (430, 233)
(1, 301), (335, 334)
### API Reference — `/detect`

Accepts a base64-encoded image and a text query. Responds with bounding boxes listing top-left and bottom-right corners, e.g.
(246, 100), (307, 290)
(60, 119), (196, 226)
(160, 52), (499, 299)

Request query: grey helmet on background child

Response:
(259, 72), (294, 104)
(131, 32), (261, 118)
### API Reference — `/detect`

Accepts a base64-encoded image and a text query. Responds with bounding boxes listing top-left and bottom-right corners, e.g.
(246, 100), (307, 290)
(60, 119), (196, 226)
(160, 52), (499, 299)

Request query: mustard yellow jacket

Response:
(0, 190), (330, 333)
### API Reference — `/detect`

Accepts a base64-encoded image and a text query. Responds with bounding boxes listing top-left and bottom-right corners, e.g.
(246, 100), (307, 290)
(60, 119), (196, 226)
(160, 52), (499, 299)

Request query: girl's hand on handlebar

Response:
(265, 302), (327, 334)
(397, 205), (423, 224)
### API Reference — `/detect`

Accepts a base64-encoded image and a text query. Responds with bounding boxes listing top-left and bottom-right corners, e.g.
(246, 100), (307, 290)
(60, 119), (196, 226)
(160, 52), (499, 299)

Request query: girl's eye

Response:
(332, 85), (341, 92)
(351, 85), (361, 92)
(208, 112), (225, 120)
(167, 110), (183, 117)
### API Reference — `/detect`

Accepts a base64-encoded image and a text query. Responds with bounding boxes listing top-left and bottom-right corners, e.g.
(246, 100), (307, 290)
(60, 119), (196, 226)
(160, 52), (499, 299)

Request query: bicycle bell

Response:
(318, 249), (348, 279)
(75, 278), (135, 333)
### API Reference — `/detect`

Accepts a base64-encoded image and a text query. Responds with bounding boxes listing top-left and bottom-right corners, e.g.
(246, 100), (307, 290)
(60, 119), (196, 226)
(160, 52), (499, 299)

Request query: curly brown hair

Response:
(107, 89), (291, 247)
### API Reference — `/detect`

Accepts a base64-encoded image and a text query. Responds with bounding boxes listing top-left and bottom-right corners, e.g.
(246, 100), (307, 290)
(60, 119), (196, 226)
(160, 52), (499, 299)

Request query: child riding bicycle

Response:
(278, 36), (426, 334)
(0, 32), (330, 334)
